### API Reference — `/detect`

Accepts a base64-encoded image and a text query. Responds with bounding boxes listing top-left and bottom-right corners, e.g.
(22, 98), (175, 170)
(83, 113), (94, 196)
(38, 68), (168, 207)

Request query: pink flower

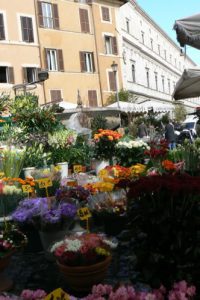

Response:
(32, 289), (47, 299)
(21, 290), (34, 300)
(186, 286), (196, 297)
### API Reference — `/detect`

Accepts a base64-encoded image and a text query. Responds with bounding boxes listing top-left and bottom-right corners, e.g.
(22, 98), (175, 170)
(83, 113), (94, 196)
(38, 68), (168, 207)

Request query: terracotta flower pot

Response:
(57, 255), (112, 292)
(0, 251), (14, 292)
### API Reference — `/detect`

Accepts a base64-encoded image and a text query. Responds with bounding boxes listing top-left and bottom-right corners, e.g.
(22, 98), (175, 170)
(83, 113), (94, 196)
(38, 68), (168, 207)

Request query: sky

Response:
(136, 0), (200, 65)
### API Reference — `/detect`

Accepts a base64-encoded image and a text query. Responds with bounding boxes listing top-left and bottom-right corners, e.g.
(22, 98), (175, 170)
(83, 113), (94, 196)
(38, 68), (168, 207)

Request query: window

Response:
(80, 52), (95, 72)
(105, 35), (118, 55)
(141, 31), (145, 44)
(79, 9), (90, 33)
(146, 68), (150, 88)
(50, 90), (62, 102)
(170, 54), (172, 62)
(0, 66), (14, 83)
(21, 17), (34, 43)
(150, 38), (153, 50)
(164, 49), (167, 60)
(88, 90), (97, 107)
(108, 71), (116, 91)
(23, 67), (38, 83)
(168, 79), (170, 94)
(101, 7), (110, 22)
(0, 13), (5, 40)
(38, 1), (59, 29)
(162, 75), (165, 92)
(154, 72), (158, 90)
(158, 44), (160, 55)
(45, 49), (64, 71)
(126, 18), (130, 33)
(131, 64), (135, 83)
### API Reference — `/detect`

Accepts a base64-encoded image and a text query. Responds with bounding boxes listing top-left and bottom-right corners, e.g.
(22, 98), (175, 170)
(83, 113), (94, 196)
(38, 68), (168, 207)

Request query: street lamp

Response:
(111, 61), (120, 109)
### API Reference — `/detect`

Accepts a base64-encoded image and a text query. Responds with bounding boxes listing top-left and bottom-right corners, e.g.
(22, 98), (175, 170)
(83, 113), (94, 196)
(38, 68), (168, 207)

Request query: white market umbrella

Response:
(107, 101), (142, 112)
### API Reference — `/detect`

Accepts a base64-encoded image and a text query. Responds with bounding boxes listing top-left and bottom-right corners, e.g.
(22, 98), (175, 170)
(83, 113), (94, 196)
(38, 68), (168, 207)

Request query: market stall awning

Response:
(173, 13), (200, 50)
(172, 67), (200, 100)
(59, 101), (77, 109)
(138, 100), (174, 113)
(107, 101), (142, 112)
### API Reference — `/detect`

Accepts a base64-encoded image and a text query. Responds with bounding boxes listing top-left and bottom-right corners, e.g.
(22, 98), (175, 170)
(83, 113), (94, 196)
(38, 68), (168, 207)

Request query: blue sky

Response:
(136, 0), (200, 65)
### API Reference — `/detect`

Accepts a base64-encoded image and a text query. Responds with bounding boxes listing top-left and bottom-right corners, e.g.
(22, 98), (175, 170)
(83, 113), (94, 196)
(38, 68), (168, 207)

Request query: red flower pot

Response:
(57, 255), (112, 292)
(0, 251), (14, 292)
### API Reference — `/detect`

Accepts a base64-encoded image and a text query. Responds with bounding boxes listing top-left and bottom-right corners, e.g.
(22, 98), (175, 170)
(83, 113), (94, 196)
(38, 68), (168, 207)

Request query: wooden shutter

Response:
(37, 1), (44, 27)
(0, 14), (5, 40)
(88, 90), (97, 107)
(91, 52), (95, 72)
(23, 67), (27, 83)
(53, 4), (59, 29)
(112, 37), (118, 55)
(102, 7), (110, 21)
(57, 49), (64, 71)
(8, 67), (14, 84)
(50, 90), (62, 102)
(28, 17), (34, 42)
(109, 71), (116, 91)
(79, 52), (85, 72)
(79, 9), (90, 33)
(21, 17), (34, 42)
(44, 48), (48, 69)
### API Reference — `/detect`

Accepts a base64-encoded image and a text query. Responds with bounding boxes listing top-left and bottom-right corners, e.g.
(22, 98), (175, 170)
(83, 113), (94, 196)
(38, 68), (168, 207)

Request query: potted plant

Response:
(0, 223), (27, 292)
(11, 197), (77, 254)
(50, 232), (117, 293)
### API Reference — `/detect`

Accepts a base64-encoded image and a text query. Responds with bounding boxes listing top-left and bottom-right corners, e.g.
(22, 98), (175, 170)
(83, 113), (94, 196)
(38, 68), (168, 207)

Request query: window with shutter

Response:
(0, 66), (14, 84)
(109, 71), (116, 91)
(52, 4), (59, 29)
(45, 48), (64, 72)
(23, 67), (38, 83)
(57, 49), (64, 71)
(88, 90), (97, 107)
(79, 51), (95, 72)
(50, 90), (62, 102)
(0, 14), (5, 40)
(79, 9), (90, 33)
(21, 17), (34, 43)
(40, 2), (59, 29)
(101, 7), (110, 22)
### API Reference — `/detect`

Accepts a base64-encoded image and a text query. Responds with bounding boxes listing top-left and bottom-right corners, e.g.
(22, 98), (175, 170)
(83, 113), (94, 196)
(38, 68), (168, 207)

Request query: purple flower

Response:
(60, 203), (77, 218)
(42, 209), (61, 224)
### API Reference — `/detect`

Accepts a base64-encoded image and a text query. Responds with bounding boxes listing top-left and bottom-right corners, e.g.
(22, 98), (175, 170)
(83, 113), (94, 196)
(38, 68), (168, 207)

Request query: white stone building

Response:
(118, 0), (199, 112)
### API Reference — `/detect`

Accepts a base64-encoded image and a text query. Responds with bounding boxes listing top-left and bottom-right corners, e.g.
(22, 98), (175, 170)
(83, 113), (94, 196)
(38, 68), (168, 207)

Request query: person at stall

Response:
(165, 119), (176, 149)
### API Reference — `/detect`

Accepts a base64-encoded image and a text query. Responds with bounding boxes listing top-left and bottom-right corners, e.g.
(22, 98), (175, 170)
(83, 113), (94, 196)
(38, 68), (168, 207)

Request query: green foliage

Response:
(11, 94), (38, 114)
(90, 115), (107, 135)
(173, 104), (187, 123)
(126, 174), (200, 288)
(106, 89), (130, 105)
(0, 93), (11, 111)
(23, 143), (52, 168)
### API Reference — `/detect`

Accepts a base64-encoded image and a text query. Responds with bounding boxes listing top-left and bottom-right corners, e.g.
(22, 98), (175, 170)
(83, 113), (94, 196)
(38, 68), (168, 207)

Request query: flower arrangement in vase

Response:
(50, 232), (117, 292)
(92, 129), (122, 164)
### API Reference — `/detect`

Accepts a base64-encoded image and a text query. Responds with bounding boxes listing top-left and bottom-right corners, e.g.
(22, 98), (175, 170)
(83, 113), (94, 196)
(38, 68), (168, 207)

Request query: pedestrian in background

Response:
(138, 121), (148, 138)
(165, 119), (176, 149)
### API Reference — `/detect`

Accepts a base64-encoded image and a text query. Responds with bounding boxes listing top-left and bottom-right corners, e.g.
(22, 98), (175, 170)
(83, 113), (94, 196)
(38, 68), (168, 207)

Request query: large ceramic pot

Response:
(0, 251), (14, 292)
(57, 255), (112, 293)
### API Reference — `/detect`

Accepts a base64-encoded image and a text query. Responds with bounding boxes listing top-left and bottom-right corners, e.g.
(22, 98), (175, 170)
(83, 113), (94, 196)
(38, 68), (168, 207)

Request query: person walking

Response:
(138, 121), (148, 138)
(165, 119), (176, 149)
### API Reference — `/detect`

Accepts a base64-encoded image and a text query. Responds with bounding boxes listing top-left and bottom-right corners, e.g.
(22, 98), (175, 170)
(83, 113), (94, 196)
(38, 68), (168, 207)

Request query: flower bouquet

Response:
(1, 146), (26, 178)
(50, 232), (117, 292)
(92, 129), (122, 163)
(115, 139), (149, 167)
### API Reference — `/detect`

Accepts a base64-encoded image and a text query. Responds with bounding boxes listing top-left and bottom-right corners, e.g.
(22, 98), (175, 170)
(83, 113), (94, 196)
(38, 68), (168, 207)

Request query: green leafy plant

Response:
(90, 115), (107, 136)
(23, 143), (52, 168)
(1, 146), (26, 178)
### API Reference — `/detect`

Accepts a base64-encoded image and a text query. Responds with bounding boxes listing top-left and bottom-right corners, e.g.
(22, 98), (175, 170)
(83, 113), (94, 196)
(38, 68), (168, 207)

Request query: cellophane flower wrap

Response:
(93, 129), (122, 162)
(50, 232), (117, 266)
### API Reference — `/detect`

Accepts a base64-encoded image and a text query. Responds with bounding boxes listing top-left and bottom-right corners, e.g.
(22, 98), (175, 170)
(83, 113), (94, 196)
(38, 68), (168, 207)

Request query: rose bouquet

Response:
(50, 232), (117, 266)
(92, 129), (122, 162)
(12, 197), (77, 232)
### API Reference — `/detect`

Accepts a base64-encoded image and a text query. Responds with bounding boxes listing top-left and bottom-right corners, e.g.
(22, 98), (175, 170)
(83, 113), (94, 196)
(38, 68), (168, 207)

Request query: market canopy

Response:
(172, 67), (200, 100)
(107, 101), (142, 112)
(173, 13), (200, 50)
(136, 100), (174, 113)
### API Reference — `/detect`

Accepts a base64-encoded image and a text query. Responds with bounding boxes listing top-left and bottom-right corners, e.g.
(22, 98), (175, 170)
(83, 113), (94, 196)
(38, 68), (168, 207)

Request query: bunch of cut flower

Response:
(12, 197), (77, 232)
(50, 232), (117, 266)
(92, 129), (122, 161)
(144, 139), (168, 168)
(0, 223), (27, 258)
(55, 185), (91, 205)
(83, 280), (196, 300)
(146, 159), (185, 176)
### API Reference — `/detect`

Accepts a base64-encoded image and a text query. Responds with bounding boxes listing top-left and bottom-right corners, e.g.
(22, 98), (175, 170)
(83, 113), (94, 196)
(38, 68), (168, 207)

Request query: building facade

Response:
(119, 0), (199, 111)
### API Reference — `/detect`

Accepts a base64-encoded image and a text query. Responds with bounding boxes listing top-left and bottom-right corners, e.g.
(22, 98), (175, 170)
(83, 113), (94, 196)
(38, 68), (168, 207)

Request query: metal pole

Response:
(114, 71), (121, 126)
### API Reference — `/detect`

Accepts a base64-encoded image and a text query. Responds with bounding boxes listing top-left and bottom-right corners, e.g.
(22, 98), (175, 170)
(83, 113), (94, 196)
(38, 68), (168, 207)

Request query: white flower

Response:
(66, 239), (82, 252)
(103, 239), (118, 249)
(50, 241), (64, 253)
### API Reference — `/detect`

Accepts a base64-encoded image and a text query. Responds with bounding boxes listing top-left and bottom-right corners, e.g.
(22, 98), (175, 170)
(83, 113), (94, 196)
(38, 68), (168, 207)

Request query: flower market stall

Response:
(0, 95), (200, 298)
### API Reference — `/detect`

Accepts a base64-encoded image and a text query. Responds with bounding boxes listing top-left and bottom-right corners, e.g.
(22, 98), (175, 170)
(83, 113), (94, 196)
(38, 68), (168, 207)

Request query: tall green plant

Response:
(2, 146), (26, 177)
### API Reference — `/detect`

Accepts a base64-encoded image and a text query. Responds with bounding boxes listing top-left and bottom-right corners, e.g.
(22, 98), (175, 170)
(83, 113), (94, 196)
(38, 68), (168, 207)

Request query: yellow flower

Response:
(95, 247), (110, 256)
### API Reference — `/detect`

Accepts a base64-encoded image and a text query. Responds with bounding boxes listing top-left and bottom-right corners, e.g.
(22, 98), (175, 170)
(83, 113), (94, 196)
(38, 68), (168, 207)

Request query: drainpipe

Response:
(34, 0), (47, 104)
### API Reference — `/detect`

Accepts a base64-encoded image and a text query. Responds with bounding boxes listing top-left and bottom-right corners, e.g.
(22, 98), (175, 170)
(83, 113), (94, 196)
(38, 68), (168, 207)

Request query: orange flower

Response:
(162, 160), (176, 171)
